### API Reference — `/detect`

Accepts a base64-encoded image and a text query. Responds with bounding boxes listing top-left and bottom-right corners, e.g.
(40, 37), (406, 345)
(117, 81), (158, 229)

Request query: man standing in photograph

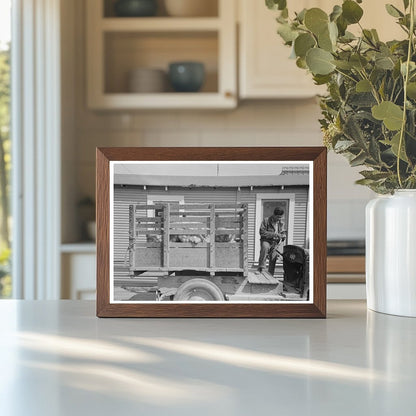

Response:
(257, 207), (286, 276)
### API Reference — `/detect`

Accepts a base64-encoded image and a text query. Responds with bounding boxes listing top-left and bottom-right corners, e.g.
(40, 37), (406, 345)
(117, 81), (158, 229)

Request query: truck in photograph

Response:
(126, 202), (309, 301)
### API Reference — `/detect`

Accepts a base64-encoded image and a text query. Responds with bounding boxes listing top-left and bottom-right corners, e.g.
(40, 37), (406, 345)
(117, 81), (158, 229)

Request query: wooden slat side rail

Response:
(242, 203), (249, 276)
(177, 203), (247, 209)
(135, 217), (162, 222)
(136, 230), (163, 235)
(129, 267), (245, 272)
(169, 242), (210, 248)
(169, 211), (210, 216)
(135, 204), (166, 210)
(210, 204), (215, 269)
(169, 222), (241, 228)
(128, 205), (134, 270)
(168, 229), (241, 234)
(215, 242), (242, 247)
(167, 242), (242, 248)
(135, 243), (162, 248)
(216, 219), (242, 225)
(136, 224), (163, 229)
(168, 229), (210, 235)
(169, 210), (245, 216)
(170, 217), (210, 223)
(163, 204), (170, 267)
(327, 256), (365, 274)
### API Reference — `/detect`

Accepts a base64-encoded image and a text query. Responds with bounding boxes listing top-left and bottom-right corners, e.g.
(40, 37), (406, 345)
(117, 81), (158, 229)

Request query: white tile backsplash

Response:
(328, 199), (369, 240)
(142, 131), (201, 147)
(328, 153), (375, 200)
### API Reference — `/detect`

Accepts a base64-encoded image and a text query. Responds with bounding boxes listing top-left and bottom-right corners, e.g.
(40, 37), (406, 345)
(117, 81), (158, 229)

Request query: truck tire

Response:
(173, 278), (224, 301)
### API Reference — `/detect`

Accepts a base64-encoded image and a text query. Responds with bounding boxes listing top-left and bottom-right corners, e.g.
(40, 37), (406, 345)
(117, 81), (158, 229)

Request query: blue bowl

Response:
(114, 0), (158, 17)
(168, 62), (205, 93)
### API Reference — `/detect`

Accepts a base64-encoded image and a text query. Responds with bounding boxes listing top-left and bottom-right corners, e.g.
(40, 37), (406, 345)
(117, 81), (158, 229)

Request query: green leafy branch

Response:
(267, 0), (416, 193)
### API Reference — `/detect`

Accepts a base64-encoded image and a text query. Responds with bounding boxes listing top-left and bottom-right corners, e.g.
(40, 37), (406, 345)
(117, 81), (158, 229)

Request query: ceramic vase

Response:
(366, 190), (416, 317)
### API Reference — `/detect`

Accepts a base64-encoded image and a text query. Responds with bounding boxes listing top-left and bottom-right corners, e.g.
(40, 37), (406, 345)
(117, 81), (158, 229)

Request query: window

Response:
(0, 0), (11, 298)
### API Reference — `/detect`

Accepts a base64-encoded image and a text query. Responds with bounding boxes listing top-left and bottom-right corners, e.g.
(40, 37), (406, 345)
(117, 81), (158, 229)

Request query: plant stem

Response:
(334, 68), (358, 84)
(397, 0), (415, 188)
(390, 79), (398, 102)
(358, 69), (381, 104)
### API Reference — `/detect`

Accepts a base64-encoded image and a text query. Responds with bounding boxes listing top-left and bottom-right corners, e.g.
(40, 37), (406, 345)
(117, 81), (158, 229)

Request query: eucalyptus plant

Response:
(266, 0), (416, 193)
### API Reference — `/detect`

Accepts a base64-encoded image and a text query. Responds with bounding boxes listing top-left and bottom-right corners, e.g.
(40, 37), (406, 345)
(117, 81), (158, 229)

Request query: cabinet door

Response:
(239, 0), (404, 99)
(239, 0), (326, 99)
(62, 253), (96, 300)
(358, 0), (404, 41)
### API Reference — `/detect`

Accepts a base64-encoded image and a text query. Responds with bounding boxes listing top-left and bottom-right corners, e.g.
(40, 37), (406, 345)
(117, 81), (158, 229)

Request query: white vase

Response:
(366, 190), (416, 317)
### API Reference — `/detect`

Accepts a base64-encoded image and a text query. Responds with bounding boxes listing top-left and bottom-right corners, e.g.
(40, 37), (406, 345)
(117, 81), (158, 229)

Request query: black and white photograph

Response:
(110, 161), (312, 303)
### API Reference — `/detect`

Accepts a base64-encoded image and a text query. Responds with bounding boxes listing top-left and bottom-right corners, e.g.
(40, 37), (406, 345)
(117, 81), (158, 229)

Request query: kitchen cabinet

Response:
(61, 245), (96, 300)
(86, 0), (237, 109)
(239, 0), (325, 99)
(86, 0), (404, 108)
(238, 0), (404, 99)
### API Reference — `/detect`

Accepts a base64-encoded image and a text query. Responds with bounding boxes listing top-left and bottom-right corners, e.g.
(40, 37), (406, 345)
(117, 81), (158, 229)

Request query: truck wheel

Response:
(173, 278), (224, 301)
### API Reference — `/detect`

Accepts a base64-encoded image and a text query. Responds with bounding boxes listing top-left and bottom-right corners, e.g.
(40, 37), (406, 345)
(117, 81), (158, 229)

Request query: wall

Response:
(61, 0), (374, 243)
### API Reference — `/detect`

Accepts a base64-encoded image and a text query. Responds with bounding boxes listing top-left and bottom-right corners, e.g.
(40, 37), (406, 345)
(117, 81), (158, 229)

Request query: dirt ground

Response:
(114, 285), (157, 301)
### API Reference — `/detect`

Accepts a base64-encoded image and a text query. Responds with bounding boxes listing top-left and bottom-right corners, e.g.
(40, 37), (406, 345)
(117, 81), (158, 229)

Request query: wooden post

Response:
(210, 204), (216, 271)
(163, 204), (170, 268)
(128, 205), (135, 271)
(242, 203), (249, 276)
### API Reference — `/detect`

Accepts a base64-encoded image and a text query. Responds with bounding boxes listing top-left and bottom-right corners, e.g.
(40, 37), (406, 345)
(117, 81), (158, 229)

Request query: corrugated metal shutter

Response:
(113, 185), (308, 266)
(294, 188), (308, 246)
(239, 190), (256, 262)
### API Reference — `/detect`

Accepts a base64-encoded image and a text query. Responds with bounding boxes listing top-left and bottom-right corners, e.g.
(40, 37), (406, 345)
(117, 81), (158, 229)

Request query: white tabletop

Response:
(0, 300), (415, 416)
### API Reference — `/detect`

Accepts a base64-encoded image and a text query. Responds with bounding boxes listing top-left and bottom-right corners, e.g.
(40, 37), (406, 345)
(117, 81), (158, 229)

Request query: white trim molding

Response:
(12, 0), (61, 299)
(147, 195), (185, 217)
(147, 195), (185, 205)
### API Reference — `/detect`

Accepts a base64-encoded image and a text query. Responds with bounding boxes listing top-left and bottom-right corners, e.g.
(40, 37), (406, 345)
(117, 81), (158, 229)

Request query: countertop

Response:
(0, 300), (415, 415)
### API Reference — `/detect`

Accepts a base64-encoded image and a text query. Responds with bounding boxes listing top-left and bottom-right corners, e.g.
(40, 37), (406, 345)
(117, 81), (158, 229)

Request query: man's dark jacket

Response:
(259, 217), (284, 242)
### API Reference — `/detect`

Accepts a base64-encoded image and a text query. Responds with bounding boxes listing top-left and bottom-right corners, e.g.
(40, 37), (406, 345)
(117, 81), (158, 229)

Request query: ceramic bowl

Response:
(128, 68), (167, 93)
(114, 0), (158, 17)
(168, 62), (205, 92)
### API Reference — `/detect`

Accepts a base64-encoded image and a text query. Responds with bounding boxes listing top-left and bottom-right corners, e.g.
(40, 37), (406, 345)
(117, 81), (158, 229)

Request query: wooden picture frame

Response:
(96, 147), (327, 318)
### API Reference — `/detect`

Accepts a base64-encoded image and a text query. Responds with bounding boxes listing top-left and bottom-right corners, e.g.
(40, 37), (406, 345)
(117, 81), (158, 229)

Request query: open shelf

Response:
(104, 31), (218, 94)
(90, 92), (234, 109)
(102, 17), (221, 31)
(87, 0), (236, 109)
(61, 243), (96, 254)
(103, 0), (219, 18)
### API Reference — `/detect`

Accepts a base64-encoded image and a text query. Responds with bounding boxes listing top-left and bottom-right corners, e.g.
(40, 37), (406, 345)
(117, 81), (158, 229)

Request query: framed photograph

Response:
(96, 147), (327, 318)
